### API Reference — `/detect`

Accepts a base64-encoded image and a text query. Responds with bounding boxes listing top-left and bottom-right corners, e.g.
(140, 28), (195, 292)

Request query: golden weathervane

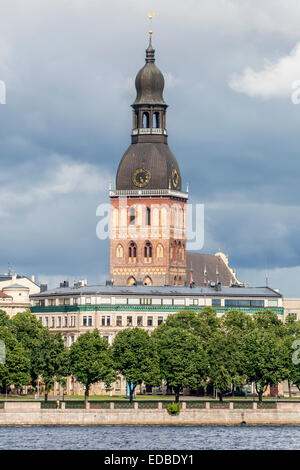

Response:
(148, 12), (156, 35)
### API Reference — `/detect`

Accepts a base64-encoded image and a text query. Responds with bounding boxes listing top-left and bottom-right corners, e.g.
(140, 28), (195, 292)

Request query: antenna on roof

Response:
(266, 273), (269, 287)
(7, 262), (12, 276)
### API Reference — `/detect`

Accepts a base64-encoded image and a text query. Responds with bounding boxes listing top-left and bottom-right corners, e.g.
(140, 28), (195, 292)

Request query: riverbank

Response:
(1, 401), (300, 426)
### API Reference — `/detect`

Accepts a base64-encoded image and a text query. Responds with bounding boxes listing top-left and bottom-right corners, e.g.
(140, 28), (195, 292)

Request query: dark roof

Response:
(116, 142), (182, 191)
(132, 38), (166, 106)
(30, 284), (282, 299)
(186, 252), (240, 287)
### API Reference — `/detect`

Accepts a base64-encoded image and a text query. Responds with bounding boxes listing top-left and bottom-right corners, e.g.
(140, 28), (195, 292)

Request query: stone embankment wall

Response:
(1, 401), (300, 426)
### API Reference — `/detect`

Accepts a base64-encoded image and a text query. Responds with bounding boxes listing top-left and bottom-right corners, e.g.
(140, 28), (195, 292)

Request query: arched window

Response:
(153, 112), (160, 128)
(156, 243), (164, 258)
(146, 207), (151, 226)
(127, 276), (137, 286)
(116, 244), (124, 258)
(142, 112), (149, 128)
(129, 207), (136, 226)
(143, 276), (153, 286)
(144, 241), (152, 261)
(129, 242), (137, 262)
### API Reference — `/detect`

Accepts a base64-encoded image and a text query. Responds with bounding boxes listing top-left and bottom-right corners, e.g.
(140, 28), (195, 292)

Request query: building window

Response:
(129, 207), (136, 226)
(127, 316), (133, 327)
(144, 241), (152, 261)
(48, 299), (55, 306)
(116, 316), (122, 327)
(116, 244), (124, 258)
(137, 316), (143, 327)
(146, 207), (151, 226)
(212, 299), (221, 307)
(174, 298), (185, 306)
(268, 300), (278, 307)
(45, 317), (49, 327)
(64, 298), (70, 306)
(58, 317), (61, 328)
(83, 316), (87, 326)
(127, 276), (137, 286)
(88, 316), (93, 326)
(101, 316), (110, 327)
(129, 242), (137, 262)
(143, 276), (153, 286)
(141, 298), (151, 305)
(64, 316), (67, 327)
(51, 317), (55, 328)
(73, 298), (79, 305)
(142, 112), (149, 128)
(158, 316), (164, 325)
(156, 244), (164, 258)
(153, 112), (160, 128)
(86, 297), (91, 304)
(224, 299), (264, 307)
(288, 312), (298, 320)
(147, 316), (153, 327)
(162, 298), (172, 305)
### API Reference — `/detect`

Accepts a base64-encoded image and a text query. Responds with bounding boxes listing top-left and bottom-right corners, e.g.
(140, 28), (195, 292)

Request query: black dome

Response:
(116, 142), (182, 191)
(132, 41), (166, 106)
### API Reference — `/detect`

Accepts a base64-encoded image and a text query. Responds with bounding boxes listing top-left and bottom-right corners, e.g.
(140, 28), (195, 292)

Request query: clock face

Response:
(132, 168), (151, 188)
(172, 169), (179, 188)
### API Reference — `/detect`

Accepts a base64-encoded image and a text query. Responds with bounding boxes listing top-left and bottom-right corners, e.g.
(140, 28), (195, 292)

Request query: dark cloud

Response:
(1, 1), (300, 295)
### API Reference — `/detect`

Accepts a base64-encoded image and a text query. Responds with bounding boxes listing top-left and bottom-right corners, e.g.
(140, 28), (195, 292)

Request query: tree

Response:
(152, 326), (208, 403)
(219, 310), (254, 398)
(282, 316), (300, 396)
(113, 327), (161, 403)
(69, 330), (116, 406)
(244, 328), (288, 402)
(0, 327), (30, 393)
(0, 310), (10, 327)
(32, 329), (70, 402)
(9, 311), (45, 390)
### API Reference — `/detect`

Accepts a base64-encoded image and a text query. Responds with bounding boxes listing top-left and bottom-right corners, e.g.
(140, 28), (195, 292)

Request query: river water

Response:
(0, 426), (299, 450)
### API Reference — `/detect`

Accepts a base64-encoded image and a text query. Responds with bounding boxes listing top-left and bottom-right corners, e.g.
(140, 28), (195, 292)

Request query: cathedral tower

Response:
(110, 34), (188, 286)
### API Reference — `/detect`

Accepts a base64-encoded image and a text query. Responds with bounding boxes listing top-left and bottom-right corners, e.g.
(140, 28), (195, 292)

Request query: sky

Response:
(1, 0), (300, 296)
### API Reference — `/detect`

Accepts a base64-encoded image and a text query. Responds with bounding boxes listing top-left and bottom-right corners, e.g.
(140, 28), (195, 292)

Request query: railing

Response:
(109, 188), (188, 200)
(0, 399), (296, 411)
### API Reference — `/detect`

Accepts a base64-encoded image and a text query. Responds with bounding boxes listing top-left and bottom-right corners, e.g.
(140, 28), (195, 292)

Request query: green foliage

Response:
(153, 321), (208, 402)
(0, 310), (11, 327)
(9, 311), (46, 387)
(32, 329), (70, 400)
(0, 327), (30, 391)
(70, 329), (116, 402)
(166, 402), (181, 415)
(244, 327), (288, 401)
(113, 328), (161, 401)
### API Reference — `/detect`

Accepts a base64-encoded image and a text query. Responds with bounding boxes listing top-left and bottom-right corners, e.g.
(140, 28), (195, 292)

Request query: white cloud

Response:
(0, 154), (111, 217)
(229, 42), (300, 99)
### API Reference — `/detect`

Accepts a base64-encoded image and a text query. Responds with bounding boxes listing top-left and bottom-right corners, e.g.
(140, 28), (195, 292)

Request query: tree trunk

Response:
(219, 392), (223, 403)
(85, 386), (89, 408)
(44, 392), (48, 403)
(174, 387), (180, 403)
(258, 390), (263, 403)
(129, 387), (134, 404)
